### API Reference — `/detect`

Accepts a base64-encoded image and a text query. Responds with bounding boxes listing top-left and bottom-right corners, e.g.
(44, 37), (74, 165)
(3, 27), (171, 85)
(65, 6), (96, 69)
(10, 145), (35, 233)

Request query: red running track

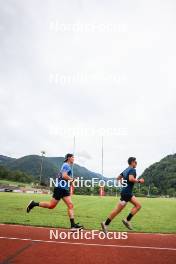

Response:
(0, 224), (176, 264)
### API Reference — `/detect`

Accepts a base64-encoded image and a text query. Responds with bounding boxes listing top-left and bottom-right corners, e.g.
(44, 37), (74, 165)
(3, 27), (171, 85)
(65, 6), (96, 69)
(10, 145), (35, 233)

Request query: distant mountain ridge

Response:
(0, 155), (15, 164)
(0, 154), (105, 183)
(1, 153), (176, 195)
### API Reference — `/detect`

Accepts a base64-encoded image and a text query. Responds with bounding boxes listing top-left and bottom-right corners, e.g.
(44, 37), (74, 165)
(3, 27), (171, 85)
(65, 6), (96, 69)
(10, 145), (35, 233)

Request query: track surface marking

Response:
(0, 224), (176, 264)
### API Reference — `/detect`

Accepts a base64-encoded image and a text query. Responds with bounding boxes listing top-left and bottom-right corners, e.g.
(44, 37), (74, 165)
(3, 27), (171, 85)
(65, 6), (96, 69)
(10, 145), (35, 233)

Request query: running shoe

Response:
(122, 219), (133, 230)
(26, 200), (36, 213)
(70, 223), (84, 231)
(101, 221), (108, 234)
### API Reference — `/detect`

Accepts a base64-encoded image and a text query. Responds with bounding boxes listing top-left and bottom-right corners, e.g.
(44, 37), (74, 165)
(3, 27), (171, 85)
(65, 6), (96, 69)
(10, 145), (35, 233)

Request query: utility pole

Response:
(99, 136), (105, 197)
(70, 137), (75, 196)
(73, 136), (76, 155)
(148, 185), (150, 197)
(101, 136), (104, 179)
(72, 136), (76, 177)
(39, 150), (46, 185)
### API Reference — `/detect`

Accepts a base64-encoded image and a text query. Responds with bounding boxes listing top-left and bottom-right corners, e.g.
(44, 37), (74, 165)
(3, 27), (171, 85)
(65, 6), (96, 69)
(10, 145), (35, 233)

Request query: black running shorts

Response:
(120, 193), (133, 202)
(53, 187), (70, 200)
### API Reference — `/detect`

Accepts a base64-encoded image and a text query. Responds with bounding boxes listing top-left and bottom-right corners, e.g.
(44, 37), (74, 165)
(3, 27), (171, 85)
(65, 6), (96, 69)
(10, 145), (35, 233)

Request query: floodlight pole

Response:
(72, 136), (76, 177)
(73, 136), (76, 155)
(148, 185), (150, 197)
(99, 136), (104, 197)
(39, 150), (46, 185)
(101, 136), (104, 178)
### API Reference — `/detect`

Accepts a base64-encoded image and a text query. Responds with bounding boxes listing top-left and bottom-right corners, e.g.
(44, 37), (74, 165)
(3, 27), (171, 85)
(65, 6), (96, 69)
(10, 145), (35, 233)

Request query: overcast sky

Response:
(0, 0), (176, 177)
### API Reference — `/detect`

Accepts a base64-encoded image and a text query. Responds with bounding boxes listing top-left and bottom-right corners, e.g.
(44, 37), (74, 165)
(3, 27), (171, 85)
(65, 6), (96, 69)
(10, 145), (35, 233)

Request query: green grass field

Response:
(0, 179), (31, 187)
(0, 192), (176, 233)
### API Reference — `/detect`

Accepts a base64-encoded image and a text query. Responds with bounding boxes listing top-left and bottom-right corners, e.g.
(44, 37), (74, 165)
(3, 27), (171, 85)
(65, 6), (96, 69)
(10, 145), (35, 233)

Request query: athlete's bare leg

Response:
(122, 196), (142, 230)
(62, 196), (74, 218)
(27, 198), (59, 213)
(101, 200), (126, 233)
(108, 200), (127, 220)
(62, 196), (83, 229)
(129, 196), (141, 216)
(39, 198), (59, 209)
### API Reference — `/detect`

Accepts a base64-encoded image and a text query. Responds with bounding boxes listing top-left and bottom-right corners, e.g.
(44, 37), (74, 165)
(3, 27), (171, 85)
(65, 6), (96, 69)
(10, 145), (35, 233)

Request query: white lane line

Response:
(0, 236), (176, 251)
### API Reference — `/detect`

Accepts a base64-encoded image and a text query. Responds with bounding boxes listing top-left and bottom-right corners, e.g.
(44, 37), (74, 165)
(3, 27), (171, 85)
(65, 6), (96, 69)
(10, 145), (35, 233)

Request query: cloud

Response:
(0, 0), (176, 176)
(76, 150), (92, 160)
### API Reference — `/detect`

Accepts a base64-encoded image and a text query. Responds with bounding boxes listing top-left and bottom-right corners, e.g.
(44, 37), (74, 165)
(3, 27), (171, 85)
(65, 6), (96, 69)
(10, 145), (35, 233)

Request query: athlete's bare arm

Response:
(62, 171), (74, 182)
(116, 174), (124, 185)
(117, 174), (123, 180)
(129, 175), (145, 184)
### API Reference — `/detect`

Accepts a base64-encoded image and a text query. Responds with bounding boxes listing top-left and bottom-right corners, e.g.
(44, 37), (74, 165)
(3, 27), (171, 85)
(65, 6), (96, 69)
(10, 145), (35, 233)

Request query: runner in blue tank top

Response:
(101, 157), (145, 232)
(26, 153), (83, 231)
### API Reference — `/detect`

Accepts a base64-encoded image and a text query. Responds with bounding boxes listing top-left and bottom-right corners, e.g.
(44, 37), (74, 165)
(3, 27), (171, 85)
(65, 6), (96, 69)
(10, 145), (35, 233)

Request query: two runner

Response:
(27, 155), (144, 232)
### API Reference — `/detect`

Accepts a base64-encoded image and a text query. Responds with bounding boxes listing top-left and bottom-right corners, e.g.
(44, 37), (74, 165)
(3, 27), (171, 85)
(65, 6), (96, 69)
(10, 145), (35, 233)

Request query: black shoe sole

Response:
(26, 200), (34, 213)
(70, 226), (84, 232)
(122, 219), (133, 230)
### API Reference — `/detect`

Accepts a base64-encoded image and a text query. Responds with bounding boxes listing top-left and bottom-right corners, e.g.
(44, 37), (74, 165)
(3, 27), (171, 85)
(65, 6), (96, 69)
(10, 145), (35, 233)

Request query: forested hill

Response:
(0, 154), (104, 183)
(141, 154), (176, 196)
(1, 154), (176, 196)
